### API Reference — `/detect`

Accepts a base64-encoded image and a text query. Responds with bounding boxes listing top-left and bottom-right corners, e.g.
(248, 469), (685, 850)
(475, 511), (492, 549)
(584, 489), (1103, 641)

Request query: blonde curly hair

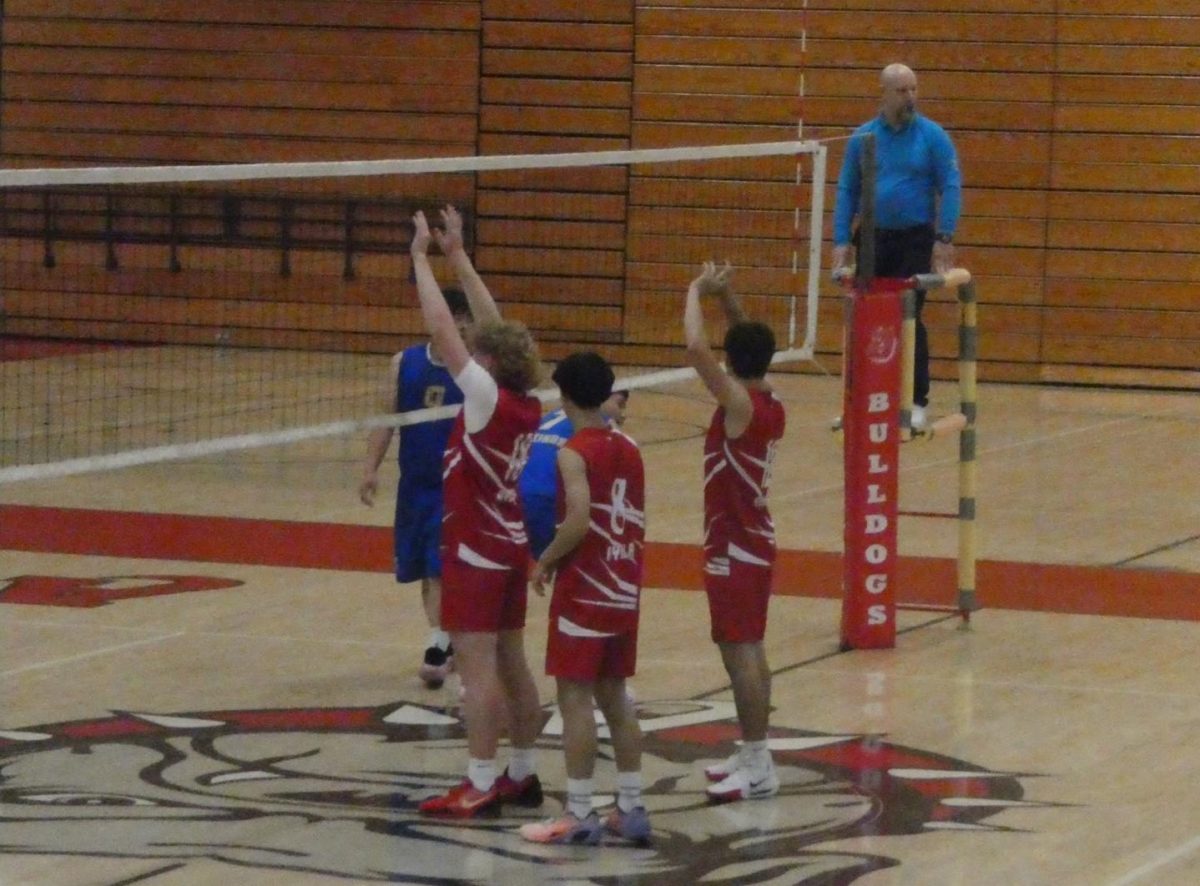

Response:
(473, 320), (544, 393)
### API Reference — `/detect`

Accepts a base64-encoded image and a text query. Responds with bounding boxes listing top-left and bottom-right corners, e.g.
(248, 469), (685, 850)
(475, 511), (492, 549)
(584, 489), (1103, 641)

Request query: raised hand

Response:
(411, 210), (432, 256)
(434, 204), (465, 256)
(692, 260), (733, 297)
(708, 259), (734, 294)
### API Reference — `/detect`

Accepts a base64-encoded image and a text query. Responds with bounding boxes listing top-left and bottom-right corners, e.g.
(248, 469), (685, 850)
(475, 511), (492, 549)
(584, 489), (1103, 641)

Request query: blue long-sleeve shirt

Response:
(518, 408), (573, 500)
(833, 113), (962, 244)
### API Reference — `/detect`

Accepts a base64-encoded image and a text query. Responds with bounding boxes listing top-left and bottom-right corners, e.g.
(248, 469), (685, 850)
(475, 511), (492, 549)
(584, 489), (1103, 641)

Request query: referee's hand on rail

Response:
(832, 244), (854, 282)
(933, 239), (955, 274)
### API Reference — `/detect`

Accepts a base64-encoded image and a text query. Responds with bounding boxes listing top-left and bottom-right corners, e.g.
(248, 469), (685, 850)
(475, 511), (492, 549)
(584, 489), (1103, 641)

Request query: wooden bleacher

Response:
(0, 0), (1196, 388)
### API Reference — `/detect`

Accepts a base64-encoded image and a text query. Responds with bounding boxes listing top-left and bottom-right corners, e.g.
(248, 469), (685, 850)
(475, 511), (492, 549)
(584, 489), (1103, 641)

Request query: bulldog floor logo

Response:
(0, 574), (244, 608)
(0, 699), (1048, 884)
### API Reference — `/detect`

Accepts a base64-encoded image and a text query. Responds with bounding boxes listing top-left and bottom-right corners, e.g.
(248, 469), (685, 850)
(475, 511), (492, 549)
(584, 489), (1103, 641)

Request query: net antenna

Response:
(854, 132), (876, 289)
(1, 140), (828, 483)
(790, 0), (824, 361)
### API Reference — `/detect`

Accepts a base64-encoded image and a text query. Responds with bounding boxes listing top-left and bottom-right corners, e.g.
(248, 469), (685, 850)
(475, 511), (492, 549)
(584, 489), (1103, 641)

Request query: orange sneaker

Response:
(418, 779), (501, 818)
(519, 812), (603, 845)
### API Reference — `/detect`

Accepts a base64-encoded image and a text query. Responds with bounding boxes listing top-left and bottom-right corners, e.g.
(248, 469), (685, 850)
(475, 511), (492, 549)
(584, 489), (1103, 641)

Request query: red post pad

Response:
(841, 280), (905, 649)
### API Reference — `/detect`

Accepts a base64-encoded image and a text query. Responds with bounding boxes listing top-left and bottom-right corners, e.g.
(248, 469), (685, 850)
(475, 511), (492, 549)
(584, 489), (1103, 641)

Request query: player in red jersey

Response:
(519, 352), (651, 847)
(409, 207), (546, 820)
(684, 261), (786, 804)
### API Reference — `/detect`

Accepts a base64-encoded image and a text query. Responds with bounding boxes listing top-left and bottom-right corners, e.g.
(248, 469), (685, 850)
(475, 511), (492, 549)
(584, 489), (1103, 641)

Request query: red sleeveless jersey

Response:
(550, 426), (646, 635)
(441, 387), (541, 568)
(703, 388), (786, 561)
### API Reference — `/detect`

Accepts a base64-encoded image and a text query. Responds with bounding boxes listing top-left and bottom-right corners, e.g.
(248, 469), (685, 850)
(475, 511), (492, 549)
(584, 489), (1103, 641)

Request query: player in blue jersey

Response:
(359, 288), (474, 688)
(519, 389), (629, 559)
(832, 62), (962, 428)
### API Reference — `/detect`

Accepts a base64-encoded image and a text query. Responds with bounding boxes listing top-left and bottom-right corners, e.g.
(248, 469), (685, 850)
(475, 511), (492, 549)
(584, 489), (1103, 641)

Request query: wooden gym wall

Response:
(0, 1), (1196, 389)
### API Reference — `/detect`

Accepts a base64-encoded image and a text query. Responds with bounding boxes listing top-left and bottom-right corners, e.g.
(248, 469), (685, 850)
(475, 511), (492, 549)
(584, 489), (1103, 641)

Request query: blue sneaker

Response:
(604, 805), (652, 846)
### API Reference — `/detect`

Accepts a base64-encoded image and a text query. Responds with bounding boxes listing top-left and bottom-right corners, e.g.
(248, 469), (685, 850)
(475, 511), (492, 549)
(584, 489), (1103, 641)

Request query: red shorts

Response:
(703, 549), (774, 643)
(546, 616), (637, 681)
(440, 553), (529, 632)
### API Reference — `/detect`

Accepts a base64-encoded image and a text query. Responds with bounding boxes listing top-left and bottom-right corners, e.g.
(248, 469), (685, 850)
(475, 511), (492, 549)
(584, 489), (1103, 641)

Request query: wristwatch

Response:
(935, 232), (953, 244)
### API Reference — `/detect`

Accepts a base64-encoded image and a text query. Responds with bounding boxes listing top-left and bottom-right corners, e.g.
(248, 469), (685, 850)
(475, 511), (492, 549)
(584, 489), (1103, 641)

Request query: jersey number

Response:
(503, 432), (535, 484)
(609, 477), (629, 534)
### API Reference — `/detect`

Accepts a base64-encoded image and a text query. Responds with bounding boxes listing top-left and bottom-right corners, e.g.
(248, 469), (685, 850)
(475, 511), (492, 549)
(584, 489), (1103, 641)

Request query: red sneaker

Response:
(495, 769), (544, 808)
(418, 779), (501, 818)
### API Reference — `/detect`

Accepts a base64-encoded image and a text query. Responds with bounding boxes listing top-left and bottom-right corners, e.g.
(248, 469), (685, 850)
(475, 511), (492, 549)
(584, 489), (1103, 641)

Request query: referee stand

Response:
(838, 135), (979, 650)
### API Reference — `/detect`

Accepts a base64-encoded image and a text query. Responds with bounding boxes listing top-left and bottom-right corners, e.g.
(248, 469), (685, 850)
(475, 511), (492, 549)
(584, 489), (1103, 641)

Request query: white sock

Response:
(566, 777), (593, 820)
(743, 739), (772, 774)
(429, 630), (451, 651)
(616, 770), (642, 813)
(468, 758), (496, 793)
(508, 746), (536, 782)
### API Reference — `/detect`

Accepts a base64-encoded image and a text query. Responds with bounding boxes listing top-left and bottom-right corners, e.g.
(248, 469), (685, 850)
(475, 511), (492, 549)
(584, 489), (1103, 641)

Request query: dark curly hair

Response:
(724, 321), (775, 380)
(552, 351), (615, 410)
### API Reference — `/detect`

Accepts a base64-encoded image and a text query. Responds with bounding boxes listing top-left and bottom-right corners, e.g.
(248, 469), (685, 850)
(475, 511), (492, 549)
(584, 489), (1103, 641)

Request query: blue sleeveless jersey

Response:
(396, 343), (463, 491)
(518, 408), (574, 500)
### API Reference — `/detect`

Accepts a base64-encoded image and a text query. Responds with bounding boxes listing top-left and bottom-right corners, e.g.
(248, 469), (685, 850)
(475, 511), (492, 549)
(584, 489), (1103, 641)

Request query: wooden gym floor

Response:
(1, 346), (1198, 885)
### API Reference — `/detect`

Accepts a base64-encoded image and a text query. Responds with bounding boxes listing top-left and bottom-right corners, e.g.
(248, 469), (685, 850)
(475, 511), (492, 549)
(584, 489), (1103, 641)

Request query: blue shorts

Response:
(521, 492), (556, 560)
(394, 485), (443, 583)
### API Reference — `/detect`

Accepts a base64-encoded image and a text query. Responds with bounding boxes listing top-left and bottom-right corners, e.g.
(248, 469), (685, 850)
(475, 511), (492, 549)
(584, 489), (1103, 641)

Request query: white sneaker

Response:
(703, 749), (743, 784)
(910, 404), (928, 429)
(705, 764), (779, 804)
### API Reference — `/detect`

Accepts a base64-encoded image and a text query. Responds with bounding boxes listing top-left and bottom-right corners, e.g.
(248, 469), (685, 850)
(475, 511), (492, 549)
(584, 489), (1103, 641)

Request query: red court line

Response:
(3, 504), (1198, 621)
(0, 337), (146, 362)
(1, 504), (391, 573)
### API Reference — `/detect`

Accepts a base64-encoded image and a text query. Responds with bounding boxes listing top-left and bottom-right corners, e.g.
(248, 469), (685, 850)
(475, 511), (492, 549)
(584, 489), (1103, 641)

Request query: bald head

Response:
(880, 63), (918, 127)
(881, 63), (915, 88)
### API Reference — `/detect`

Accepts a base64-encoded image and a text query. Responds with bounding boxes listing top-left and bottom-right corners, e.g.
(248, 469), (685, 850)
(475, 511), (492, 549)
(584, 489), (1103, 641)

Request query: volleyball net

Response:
(0, 139), (829, 482)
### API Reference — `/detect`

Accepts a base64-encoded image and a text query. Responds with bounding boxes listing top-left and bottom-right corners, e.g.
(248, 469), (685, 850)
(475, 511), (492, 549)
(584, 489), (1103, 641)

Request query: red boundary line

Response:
(0, 336), (149, 362)
(2, 504), (1198, 621)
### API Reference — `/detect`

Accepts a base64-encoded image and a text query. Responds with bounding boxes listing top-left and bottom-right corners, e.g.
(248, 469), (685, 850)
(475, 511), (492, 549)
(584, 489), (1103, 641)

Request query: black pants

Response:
(854, 223), (934, 407)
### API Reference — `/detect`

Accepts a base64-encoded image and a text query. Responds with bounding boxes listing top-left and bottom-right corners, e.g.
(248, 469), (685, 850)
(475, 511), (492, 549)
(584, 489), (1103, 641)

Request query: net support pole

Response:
(840, 278), (906, 650)
(900, 268), (979, 623)
(899, 290), (917, 437)
(956, 280), (980, 620)
(855, 133), (876, 289)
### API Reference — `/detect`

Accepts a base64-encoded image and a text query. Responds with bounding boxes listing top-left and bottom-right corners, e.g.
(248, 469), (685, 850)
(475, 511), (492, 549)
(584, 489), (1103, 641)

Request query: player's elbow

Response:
(685, 340), (709, 366)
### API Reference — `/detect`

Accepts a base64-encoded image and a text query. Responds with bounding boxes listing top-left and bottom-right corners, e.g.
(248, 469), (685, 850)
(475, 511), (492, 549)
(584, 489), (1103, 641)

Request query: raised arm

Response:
(433, 205), (502, 326)
(411, 211), (471, 376)
(684, 262), (751, 424)
(711, 261), (748, 326)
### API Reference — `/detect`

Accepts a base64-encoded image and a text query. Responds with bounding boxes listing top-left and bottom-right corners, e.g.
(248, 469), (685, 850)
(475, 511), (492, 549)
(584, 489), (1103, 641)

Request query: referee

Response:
(832, 62), (962, 428)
